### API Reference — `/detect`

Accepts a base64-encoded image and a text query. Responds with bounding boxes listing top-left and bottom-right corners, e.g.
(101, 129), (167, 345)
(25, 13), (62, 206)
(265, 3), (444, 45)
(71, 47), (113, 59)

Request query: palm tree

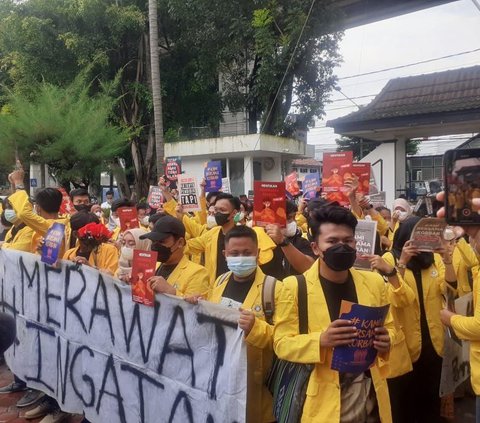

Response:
(148, 0), (164, 175)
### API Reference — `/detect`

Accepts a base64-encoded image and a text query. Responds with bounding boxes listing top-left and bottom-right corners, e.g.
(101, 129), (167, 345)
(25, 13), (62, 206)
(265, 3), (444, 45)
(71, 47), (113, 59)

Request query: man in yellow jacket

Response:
(143, 215), (210, 298)
(207, 225), (276, 423)
(0, 200), (35, 252)
(274, 205), (395, 423)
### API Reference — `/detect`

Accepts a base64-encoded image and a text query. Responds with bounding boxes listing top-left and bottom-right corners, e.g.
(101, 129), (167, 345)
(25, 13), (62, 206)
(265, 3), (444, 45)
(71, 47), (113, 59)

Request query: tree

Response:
(336, 136), (420, 160)
(0, 74), (130, 190)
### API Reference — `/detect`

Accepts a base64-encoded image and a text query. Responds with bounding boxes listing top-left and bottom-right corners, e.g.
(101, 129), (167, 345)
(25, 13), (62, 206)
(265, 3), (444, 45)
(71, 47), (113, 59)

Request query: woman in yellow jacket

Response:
(274, 206), (395, 423)
(381, 216), (457, 423)
(453, 236), (479, 297)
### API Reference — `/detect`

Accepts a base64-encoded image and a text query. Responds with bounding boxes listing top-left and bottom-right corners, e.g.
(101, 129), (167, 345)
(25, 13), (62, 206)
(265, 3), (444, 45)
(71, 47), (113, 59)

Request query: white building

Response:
(165, 134), (314, 196)
(291, 158), (322, 182)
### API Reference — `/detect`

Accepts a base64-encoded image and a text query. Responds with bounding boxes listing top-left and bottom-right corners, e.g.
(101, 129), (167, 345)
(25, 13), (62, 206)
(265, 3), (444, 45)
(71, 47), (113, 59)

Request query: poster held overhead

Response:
(164, 156), (182, 189)
(285, 172), (300, 197)
(322, 152), (353, 206)
(253, 181), (286, 228)
(221, 177), (231, 194)
(351, 163), (371, 195)
(179, 175), (201, 212)
(303, 173), (320, 200)
(147, 185), (163, 209)
(117, 207), (140, 232)
(58, 187), (75, 215)
(204, 161), (222, 193)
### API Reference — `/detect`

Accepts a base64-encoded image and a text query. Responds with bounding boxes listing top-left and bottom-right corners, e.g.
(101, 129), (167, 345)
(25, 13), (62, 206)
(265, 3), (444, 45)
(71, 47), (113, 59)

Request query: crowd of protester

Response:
(0, 164), (479, 423)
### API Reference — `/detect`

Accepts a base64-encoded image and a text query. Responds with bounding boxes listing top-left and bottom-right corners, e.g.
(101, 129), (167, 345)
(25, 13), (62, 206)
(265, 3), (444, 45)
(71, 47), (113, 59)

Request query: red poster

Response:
(117, 207), (139, 232)
(322, 152), (353, 206)
(285, 172), (300, 196)
(58, 187), (75, 215)
(351, 163), (371, 195)
(131, 250), (158, 307)
(253, 181), (287, 228)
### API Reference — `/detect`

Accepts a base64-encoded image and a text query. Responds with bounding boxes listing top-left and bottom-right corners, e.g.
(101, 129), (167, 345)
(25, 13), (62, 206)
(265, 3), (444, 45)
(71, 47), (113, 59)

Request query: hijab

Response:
(392, 215), (434, 270)
(117, 228), (151, 278)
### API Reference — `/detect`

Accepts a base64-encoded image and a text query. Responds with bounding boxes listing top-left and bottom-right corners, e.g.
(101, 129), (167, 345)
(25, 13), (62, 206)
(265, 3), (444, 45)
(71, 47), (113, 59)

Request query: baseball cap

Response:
(139, 215), (186, 242)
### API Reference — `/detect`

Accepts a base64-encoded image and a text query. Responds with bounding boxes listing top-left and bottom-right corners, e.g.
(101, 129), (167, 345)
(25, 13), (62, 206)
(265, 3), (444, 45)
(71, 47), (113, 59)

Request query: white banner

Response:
(0, 250), (247, 423)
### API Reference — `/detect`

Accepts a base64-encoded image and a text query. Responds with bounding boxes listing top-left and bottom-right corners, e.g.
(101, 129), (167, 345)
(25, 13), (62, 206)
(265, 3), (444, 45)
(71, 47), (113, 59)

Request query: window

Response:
(434, 167), (442, 179)
(421, 158), (433, 167)
(292, 167), (298, 172)
(309, 169), (318, 173)
(422, 168), (433, 180)
(411, 158), (422, 167)
(300, 168), (308, 173)
(434, 157), (443, 167)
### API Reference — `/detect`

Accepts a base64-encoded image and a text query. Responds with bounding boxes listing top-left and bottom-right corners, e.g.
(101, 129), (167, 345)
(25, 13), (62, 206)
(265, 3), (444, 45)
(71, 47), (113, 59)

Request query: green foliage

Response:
(0, 73), (131, 186)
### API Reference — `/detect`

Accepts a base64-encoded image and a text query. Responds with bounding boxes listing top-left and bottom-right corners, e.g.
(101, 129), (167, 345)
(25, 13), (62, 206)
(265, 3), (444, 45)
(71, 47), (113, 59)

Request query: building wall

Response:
(291, 165), (322, 181)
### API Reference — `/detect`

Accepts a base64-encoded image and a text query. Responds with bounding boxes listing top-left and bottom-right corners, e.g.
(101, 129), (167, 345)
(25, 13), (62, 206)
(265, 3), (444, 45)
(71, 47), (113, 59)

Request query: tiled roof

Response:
(329, 65), (480, 125)
(292, 158), (322, 166)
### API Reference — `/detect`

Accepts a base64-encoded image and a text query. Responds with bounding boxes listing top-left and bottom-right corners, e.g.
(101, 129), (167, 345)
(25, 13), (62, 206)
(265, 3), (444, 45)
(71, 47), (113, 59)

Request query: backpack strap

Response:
(216, 271), (232, 287)
(262, 275), (277, 325)
(296, 274), (309, 335)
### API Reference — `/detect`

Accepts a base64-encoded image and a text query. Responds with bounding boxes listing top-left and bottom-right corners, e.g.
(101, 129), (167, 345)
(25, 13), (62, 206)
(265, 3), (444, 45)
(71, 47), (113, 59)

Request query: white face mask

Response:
(284, 221), (297, 238)
(207, 215), (217, 229)
(141, 216), (150, 226)
(95, 211), (103, 219)
(4, 209), (17, 223)
(397, 211), (409, 222)
(246, 220), (253, 228)
(121, 246), (134, 261)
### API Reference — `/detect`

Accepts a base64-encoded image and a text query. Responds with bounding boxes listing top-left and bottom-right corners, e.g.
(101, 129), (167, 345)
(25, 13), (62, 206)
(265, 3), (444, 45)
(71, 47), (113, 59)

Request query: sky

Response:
(309, 0), (480, 158)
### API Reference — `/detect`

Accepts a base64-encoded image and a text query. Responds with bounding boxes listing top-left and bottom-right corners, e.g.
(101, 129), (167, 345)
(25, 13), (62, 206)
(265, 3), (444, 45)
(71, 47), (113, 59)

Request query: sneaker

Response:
(24, 397), (55, 419)
(17, 389), (45, 408)
(0, 381), (27, 394)
(39, 409), (70, 423)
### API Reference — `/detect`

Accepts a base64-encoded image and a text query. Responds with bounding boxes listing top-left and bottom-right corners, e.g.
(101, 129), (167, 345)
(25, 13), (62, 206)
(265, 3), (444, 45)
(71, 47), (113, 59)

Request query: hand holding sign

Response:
(320, 319), (358, 349)
(238, 309), (256, 336)
(373, 326), (390, 354)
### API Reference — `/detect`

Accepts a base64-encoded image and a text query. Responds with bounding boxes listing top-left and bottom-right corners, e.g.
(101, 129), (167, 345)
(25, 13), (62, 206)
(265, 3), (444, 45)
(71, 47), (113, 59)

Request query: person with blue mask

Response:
(207, 225), (277, 423)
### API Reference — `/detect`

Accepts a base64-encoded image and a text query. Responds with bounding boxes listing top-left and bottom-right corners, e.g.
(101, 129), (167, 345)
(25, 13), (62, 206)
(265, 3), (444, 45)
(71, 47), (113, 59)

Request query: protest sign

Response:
(439, 293), (473, 396)
(41, 223), (66, 265)
(117, 207), (139, 232)
(0, 249), (247, 423)
(253, 181), (286, 228)
(131, 250), (157, 307)
(351, 163), (371, 195)
(221, 178), (231, 194)
(303, 173), (320, 200)
(369, 191), (386, 208)
(410, 218), (447, 252)
(331, 301), (389, 373)
(165, 157), (182, 189)
(179, 175), (201, 212)
(147, 186), (163, 209)
(284, 172), (300, 197)
(58, 188), (75, 215)
(354, 220), (377, 270)
(204, 161), (222, 193)
(322, 152), (353, 206)
(247, 190), (254, 202)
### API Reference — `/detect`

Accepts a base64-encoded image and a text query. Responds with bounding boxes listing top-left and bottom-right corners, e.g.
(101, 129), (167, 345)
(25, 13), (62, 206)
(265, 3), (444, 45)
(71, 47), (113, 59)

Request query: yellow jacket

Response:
(274, 262), (394, 423)
(63, 243), (119, 276)
(382, 252), (417, 378)
(384, 252), (446, 361)
(163, 197), (207, 226)
(209, 267), (276, 423)
(164, 254), (209, 297)
(8, 190), (71, 255)
(186, 226), (276, 286)
(451, 274), (480, 394)
(454, 237), (479, 297)
(1, 225), (35, 252)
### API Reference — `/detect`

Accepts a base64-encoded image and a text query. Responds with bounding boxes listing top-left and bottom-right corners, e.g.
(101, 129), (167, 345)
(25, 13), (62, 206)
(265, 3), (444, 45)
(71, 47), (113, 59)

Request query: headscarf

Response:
(392, 215), (434, 270)
(117, 228), (151, 279)
(392, 198), (412, 220)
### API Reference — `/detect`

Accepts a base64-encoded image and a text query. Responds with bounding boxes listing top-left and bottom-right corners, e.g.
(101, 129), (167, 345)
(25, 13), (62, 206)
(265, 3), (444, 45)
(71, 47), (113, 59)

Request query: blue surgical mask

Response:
(226, 256), (257, 277)
(4, 209), (17, 223)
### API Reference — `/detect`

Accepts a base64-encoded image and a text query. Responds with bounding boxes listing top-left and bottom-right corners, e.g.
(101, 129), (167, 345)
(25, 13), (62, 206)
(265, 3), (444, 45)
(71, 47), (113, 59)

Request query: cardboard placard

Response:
(117, 207), (140, 232)
(221, 178), (231, 194)
(58, 187), (75, 215)
(41, 223), (66, 265)
(410, 218), (447, 252)
(354, 220), (377, 270)
(204, 161), (222, 193)
(147, 185), (163, 209)
(253, 181), (286, 228)
(322, 152), (353, 206)
(351, 163), (371, 195)
(285, 172), (300, 197)
(303, 173), (320, 200)
(179, 175), (201, 212)
(131, 250), (158, 307)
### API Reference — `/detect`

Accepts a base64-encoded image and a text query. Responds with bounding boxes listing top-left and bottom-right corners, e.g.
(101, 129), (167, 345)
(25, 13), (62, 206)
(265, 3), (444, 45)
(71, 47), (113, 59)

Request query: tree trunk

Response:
(148, 0), (164, 176)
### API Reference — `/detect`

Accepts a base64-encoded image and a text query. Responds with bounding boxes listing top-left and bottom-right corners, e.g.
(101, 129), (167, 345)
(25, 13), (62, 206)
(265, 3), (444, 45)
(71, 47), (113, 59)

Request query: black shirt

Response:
(320, 272), (358, 322)
(155, 264), (177, 279)
(222, 272), (256, 304)
(216, 230), (229, 278)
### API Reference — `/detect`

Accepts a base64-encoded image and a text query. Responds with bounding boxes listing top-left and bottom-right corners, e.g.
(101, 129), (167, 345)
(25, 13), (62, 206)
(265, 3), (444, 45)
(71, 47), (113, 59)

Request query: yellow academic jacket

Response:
(186, 226), (276, 287)
(9, 190), (71, 256)
(451, 274), (480, 394)
(1, 225), (35, 252)
(383, 252), (446, 361)
(209, 267), (276, 423)
(274, 262), (395, 423)
(163, 197), (207, 226)
(454, 238), (479, 297)
(63, 243), (119, 276)
(164, 254), (209, 297)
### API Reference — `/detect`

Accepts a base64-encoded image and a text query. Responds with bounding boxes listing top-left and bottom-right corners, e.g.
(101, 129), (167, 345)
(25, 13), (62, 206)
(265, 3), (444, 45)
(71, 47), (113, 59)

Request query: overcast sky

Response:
(309, 0), (480, 155)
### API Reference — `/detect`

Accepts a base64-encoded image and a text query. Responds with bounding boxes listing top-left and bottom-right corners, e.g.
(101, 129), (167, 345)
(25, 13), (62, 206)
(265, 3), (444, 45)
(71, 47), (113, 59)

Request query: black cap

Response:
(139, 215), (186, 242)
(306, 198), (339, 213)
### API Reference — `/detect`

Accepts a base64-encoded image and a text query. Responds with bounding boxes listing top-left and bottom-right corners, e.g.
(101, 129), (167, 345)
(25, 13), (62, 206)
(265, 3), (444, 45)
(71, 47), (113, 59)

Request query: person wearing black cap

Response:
(142, 216), (209, 297)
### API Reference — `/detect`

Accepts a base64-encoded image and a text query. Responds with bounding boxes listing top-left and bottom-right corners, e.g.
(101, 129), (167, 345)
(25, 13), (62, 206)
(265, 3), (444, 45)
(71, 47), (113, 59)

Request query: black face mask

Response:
(215, 212), (230, 226)
(152, 243), (173, 263)
(409, 252), (434, 270)
(322, 243), (357, 272)
(74, 204), (92, 213)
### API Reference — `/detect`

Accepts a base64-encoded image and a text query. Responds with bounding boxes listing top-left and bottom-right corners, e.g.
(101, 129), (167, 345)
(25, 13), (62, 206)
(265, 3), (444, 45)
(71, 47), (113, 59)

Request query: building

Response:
(165, 134), (314, 196)
(291, 158), (322, 182)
